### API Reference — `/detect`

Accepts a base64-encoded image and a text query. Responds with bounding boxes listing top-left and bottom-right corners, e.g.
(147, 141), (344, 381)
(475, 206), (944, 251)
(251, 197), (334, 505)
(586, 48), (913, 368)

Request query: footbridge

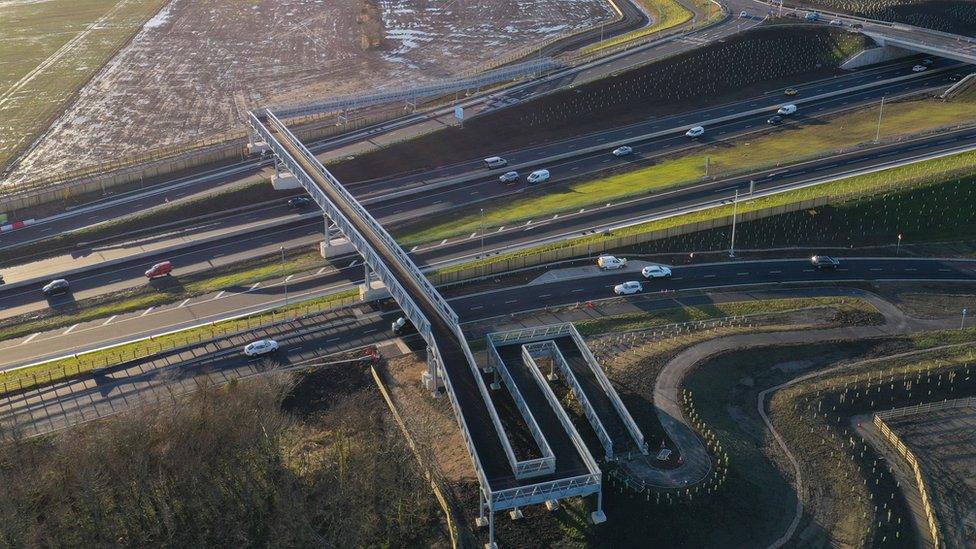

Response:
(863, 25), (976, 64)
(246, 108), (606, 548)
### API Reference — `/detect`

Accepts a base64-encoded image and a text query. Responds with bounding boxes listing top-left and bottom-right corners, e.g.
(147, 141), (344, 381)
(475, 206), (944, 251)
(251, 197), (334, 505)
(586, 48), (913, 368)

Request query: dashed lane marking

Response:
(22, 333), (40, 345)
(736, 272), (749, 276)
(63, 324), (79, 335)
(102, 315), (117, 326)
(141, 307), (154, 317)
(178, 298), (191, 308)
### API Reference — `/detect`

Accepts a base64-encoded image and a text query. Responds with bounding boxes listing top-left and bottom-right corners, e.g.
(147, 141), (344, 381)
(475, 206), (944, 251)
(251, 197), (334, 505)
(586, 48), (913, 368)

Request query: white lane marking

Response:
(938, 268), (951, 272)
(571, 288), (584, 293)
(904, 268), (917, 272)
(141, 307), (154, 317)
(249, 283), (261, 291)
(348, 260), (358, 268)
(552, 214), (559, 219)
(505, 299), (518, 304)
(471, 305), (484, 310)
(109, 277), (122, 283)
(317, 267), (327, 275)
(538, 294), (551, 298)
(703, 274), (716, 278)
(285, 275), (294, 282)
(440, 239), (448, 246)
(579, 208), (585, 213)
(769, 270), (782, 274)
(736, 272), (749, 276)
(22, 333), (40, 345)
(410, 245), (419, 252)
(469, 232), (477, 239)
(497, 226), (505, 232)
(869, 268), (883, 271)
(63, 324), (79, 335)
(101, 315), (118, 326)
(178, 298), (191, 308)
(215, 291), (225, 299)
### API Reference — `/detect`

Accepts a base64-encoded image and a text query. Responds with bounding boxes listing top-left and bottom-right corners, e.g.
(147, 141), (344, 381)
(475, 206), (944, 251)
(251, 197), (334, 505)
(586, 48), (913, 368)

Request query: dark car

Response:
(851, 23), (863, 29)
(42, 279), (70, 296)
(767, 115), (783, 125)
(810, 256), (840, 270)
(288, 196), (312, 209)
(949, 73), (963, 82)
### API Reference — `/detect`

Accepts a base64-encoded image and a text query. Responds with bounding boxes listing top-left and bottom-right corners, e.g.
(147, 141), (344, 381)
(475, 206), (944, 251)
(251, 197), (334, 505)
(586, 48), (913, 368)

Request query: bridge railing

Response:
(524, 340), (615, 460)
(248, 111), (434, 344)
(568, 323), (649, 455)
(272, 58), (558, 120)
(487, 343), (556, 479)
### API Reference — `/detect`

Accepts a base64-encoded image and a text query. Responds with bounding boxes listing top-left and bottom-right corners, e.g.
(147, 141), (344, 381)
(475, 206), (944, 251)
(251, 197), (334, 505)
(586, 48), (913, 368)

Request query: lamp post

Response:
(280, 246), (288, 307)
(729, 189), (739, 258)
(875, 95), (886, 143)
(896, 233), (902, 255)
(480, 208), (485, 256)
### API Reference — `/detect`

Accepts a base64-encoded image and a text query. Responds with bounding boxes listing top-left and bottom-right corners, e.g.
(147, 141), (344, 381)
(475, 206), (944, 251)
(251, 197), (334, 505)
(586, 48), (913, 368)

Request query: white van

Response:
(484, 156), (508, 169)
(777, 104), (797, 116)
(597, 255), (628, 270)
(527, 169), (550, 184)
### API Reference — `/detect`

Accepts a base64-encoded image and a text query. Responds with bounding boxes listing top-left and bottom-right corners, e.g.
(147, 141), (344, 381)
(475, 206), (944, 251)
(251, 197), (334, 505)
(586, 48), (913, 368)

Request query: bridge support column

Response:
(590, 490), (607, 524)
(320, 216), (355, 258)
(359, 262), (390, 301)
(421, 346), (444, 396)
(271, 158), (301, 190)
(475, 490), (496, 549)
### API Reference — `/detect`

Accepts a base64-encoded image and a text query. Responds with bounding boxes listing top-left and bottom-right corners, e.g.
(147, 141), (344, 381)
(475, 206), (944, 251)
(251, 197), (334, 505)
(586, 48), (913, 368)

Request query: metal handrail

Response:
(524, 341), (615, 460)
(272, 58), (558, 119)
(569, 323), (649, 455)
(490, 472), (601, 510)
(487, 344), (556, 479)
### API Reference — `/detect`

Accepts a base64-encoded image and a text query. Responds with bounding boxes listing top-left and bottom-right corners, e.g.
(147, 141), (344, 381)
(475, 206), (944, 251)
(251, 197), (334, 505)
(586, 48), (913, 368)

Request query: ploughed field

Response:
(4, 0), (613, 188)
(793, 0), (976, 36)
(330, 26), (872, 183)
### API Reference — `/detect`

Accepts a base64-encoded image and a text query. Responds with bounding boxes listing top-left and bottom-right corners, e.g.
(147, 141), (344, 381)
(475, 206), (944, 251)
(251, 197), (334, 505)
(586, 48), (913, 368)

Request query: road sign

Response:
(454, 106), (464, 121)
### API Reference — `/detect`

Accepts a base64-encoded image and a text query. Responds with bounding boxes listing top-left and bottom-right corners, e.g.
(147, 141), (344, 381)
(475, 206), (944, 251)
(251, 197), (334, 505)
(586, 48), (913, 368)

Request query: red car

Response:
(145, 261), (173, 279)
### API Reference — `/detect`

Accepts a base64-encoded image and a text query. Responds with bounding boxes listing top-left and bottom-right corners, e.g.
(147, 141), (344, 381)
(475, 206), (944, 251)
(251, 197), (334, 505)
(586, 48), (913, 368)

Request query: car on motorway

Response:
(810, 255), (840, 270)
(288, 196), (312, 209)
(42, 279), (70, 297)
(612, 145), (633, 157)
(145, 261), (173, 279)
(784, 88), (798, 96)
(484, 156), (508, 169)
(829, 19), (843, 26)
(948, 73), (963, 82)
(922, 58), (934, 65)
(498, 171), (519, 183)
(244, 339), (279, 357)
(777, 104), (797, 116)
(767, 115), (783, 125)
(685, 126), (705, 138)
(804, 11), (819, 20)
(851, 23), (863, 30)
(613, 281), (643, 295)
(912, 65), (927, 72)
(0, 273), (4, 285)
(641, 265), (672, 279)
(598, 255), (628, 270)
(391, 316), (417, 336)
(526, 169), (550, 184)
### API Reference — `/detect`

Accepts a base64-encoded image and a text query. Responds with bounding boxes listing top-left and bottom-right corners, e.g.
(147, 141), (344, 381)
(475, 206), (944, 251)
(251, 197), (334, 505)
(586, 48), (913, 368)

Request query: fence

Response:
(873, 408), (951, 548)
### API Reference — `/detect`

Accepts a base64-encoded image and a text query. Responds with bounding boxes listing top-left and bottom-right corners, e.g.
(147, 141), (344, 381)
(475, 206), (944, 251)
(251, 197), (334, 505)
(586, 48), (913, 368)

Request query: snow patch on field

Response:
(6, 0), (613, 186)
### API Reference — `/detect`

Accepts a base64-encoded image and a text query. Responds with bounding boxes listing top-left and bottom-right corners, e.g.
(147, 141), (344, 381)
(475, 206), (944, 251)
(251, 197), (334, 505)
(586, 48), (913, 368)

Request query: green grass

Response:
(0, 249), (328, 343)
(582, 0), (694, 54)
(430, 147), (976, 276)
(399, 94), (976, 246)
(575, 296), (880, 336)
(0, 288), (360, 394)
(0, 0), (168, 171)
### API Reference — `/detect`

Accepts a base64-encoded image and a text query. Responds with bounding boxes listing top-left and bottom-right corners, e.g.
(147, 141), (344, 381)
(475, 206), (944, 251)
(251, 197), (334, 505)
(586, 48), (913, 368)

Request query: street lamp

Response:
(729, 189), (739, 258)
(480, 208), (485, 257)
(896, 233), (902, 255)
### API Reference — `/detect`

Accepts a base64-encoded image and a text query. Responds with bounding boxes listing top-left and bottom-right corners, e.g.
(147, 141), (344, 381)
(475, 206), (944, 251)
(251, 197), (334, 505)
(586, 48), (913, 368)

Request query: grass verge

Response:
(0, 248), (329, 343)
(575, 295), (881, 335)
(582, 0), (694, 54)
(398, 93), (976, 245)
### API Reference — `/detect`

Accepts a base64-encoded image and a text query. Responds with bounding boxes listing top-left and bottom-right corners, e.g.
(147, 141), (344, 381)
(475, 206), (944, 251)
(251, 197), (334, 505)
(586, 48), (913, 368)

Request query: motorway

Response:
(0, 60), (969, 320)
(4, 257), (976, 436)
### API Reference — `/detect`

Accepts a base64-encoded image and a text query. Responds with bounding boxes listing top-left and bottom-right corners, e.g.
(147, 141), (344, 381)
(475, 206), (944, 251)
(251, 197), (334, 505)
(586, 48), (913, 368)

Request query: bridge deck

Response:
(266, 116), (590, 493)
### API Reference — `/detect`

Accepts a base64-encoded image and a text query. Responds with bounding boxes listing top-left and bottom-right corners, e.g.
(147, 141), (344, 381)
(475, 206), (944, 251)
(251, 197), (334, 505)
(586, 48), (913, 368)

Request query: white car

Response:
(777, 104), (797, 116)
(829, 19), (844, 26)
(739, 10), (748, 17)
(498, 171), (519, 183)
(244, 339), (279, 357)
(912, 65), (927, 72)
(612, 145), (633, 157)
(685, 126), (705, 138)
(527, 169), (550, 184)
(613, 281), (643, 295)
(641, 265), (673, 279)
